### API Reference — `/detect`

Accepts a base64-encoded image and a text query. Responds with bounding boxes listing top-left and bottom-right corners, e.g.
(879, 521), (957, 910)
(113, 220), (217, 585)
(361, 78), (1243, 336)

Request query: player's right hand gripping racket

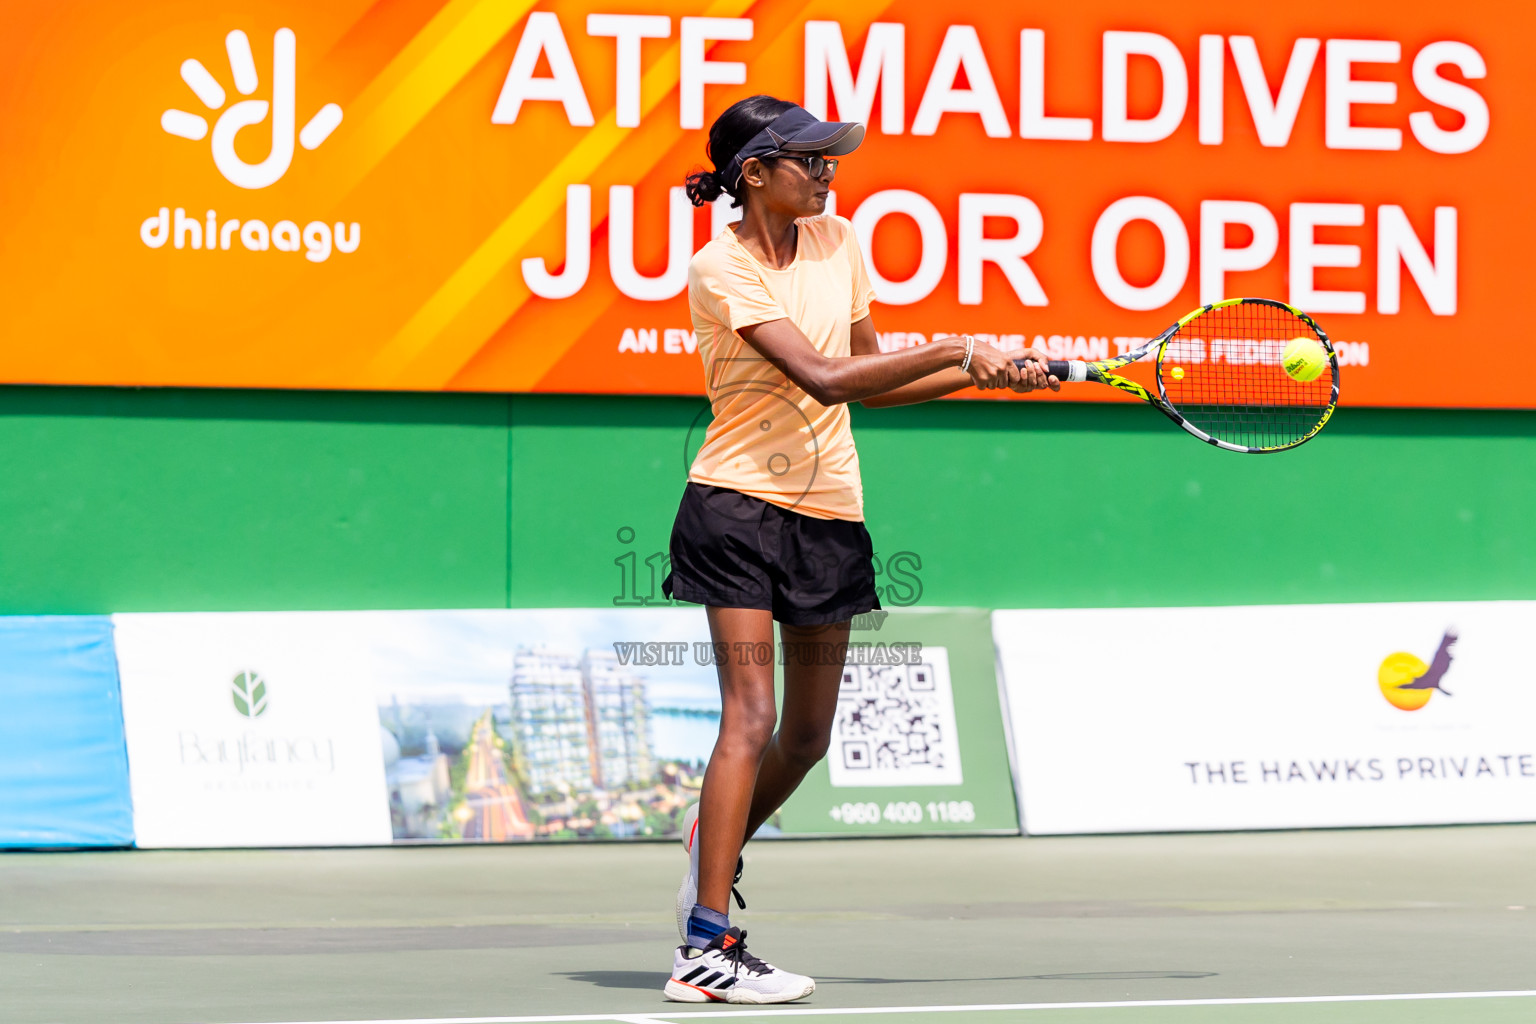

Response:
(1017, 297), (1340, 453)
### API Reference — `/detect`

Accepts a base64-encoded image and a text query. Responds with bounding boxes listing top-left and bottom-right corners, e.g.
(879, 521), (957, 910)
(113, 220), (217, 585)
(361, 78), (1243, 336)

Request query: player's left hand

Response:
(1003, 349), (1061, 392)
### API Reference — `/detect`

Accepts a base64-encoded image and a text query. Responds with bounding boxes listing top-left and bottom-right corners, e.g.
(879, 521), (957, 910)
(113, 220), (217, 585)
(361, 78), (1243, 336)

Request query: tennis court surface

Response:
(5, 826), (1533, 1024)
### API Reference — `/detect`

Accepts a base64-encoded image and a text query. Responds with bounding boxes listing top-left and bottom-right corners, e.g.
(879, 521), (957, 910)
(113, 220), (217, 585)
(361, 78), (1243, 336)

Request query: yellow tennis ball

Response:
(1170, 367), (1185, 380)
(1281, 336), (1327, 382)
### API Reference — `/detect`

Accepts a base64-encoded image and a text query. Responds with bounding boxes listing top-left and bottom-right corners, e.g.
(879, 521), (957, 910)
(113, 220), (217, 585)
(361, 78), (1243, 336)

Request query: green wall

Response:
(2, 385), (1532, 614)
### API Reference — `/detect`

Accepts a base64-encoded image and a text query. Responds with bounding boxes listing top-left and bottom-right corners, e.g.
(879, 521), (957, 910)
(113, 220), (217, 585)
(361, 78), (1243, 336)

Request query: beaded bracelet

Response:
(960, 335), (975, 373)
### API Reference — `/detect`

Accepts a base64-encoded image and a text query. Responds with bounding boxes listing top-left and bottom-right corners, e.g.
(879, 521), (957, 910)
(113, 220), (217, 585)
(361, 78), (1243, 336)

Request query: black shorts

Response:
(662, 482), (881, 626)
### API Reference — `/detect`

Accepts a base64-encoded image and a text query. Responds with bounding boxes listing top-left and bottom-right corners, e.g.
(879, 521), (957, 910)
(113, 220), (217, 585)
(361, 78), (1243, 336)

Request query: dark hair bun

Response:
(685, 94), (796, 210)
(684, 168), (725, 208)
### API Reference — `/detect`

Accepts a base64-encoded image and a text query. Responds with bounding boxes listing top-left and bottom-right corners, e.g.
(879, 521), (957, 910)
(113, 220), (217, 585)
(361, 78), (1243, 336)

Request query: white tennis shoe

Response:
(675, 803), (745, 942)
(664, 927), (815, 1004)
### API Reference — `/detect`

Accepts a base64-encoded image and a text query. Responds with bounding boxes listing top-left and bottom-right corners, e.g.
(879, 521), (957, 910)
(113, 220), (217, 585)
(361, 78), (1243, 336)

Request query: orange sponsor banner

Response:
(1, 1), (1530, 406)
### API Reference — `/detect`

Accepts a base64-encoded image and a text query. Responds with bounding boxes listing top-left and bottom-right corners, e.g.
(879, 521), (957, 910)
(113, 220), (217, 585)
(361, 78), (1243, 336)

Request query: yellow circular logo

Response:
(1378, 652), (1433, 711)
(1377, 630), (1458, 711)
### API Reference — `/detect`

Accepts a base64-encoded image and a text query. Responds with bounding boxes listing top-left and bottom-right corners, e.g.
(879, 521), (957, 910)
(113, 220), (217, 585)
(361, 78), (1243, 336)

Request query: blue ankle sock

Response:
(686, 904), (730, 950)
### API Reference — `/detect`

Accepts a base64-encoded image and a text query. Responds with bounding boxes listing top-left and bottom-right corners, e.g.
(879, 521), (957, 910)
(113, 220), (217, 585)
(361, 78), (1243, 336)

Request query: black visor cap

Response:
(727, 105), (865, 186)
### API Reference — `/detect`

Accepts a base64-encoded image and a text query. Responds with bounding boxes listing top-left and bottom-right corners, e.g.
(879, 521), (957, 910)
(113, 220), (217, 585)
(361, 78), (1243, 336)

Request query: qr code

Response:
(827, 647), (963, 788)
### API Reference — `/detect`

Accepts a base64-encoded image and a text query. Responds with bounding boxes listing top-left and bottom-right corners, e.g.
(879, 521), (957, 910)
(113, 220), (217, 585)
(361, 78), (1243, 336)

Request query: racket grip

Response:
(1013, 358), (1088, 383)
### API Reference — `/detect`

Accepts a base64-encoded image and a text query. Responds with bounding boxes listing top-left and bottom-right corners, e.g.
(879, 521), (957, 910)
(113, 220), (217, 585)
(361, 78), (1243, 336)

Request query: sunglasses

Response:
(774, 154), (839, 178)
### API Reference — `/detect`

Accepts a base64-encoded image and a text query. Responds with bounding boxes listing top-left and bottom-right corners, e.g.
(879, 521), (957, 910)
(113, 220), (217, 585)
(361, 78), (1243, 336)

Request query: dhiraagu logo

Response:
(161, 28), (340, 189)
(142, 27), (359, 262)
(1378, 629), (1458, 711)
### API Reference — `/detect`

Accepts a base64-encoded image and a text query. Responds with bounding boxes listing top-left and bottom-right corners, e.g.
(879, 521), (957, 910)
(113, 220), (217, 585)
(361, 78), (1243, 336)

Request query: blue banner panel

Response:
(0, 617), (134, 847)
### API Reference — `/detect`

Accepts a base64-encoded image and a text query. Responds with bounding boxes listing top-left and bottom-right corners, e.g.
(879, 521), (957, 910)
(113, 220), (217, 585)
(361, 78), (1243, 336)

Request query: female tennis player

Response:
(661, 95), (1057, 1004)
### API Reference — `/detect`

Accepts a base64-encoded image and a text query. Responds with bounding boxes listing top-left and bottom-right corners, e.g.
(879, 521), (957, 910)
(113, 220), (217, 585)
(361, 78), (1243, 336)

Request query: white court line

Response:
(217, 989), (1536, 1024)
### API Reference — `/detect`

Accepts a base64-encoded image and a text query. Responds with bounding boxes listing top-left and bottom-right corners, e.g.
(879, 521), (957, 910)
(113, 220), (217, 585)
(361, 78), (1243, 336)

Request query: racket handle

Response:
(1013, 358), (1088, 383)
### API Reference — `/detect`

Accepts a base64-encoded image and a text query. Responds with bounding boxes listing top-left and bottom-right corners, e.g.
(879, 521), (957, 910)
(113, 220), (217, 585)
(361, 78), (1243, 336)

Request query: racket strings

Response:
(1157, 302), (1335, 450)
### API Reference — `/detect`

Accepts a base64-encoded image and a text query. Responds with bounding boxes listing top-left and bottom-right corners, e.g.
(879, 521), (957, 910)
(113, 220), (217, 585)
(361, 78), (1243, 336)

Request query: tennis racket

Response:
(1016, 297), (1340, 453)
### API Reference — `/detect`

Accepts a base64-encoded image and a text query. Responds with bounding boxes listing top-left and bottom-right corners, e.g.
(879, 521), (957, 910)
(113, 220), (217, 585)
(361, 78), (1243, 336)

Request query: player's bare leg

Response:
(667, 608), (830, 1004)
(677, 615), (848, 939)
(695, 606), (779, 917)
(741, 619), (850, 842)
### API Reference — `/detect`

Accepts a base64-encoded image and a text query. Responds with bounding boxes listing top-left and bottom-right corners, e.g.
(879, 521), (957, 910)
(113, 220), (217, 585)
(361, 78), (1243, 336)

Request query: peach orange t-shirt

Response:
(686, 215), (877, 522)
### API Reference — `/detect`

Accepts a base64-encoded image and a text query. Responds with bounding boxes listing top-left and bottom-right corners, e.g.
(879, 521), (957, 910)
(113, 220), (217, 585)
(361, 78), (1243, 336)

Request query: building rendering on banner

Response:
(509, 647), (654, 795)
(582, 648), (655, 790)
(382, 724), (451, 838)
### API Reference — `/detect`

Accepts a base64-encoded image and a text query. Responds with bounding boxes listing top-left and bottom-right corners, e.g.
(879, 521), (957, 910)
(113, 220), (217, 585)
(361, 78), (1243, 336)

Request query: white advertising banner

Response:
(994, 601), (1536, 835)
(115, 612), (394, 848)
(111, 607), (1013, 846)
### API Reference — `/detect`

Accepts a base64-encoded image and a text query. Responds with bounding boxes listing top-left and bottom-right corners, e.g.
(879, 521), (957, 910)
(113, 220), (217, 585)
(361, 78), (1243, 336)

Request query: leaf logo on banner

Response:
(232, 671), (269, 718)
